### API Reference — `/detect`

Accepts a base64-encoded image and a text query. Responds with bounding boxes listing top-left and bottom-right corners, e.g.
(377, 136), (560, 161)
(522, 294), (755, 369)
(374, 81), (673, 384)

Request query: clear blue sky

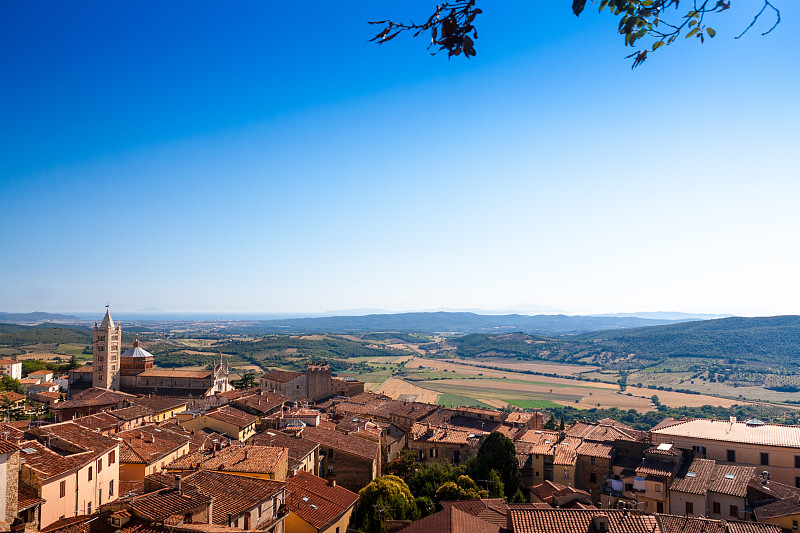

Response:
(1, 1), (798, 316)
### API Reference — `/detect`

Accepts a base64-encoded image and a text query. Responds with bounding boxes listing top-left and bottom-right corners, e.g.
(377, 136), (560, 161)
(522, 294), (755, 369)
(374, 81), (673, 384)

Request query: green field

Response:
(436, 393), (492, 409)
(505, 399), (562, 410)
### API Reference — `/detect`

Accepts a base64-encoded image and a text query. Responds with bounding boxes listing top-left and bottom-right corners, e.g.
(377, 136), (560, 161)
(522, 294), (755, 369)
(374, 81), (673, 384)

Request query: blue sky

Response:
(1, 1), (798, 316)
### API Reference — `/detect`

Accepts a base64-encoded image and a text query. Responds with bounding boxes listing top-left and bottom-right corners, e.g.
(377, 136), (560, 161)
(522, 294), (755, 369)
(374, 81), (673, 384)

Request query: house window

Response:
(418, 449), (424, 461)
(109, 450), (116, 464)
(88, 466), (93, 481)
(328, 449), (334, 459)
(625, 483), (633, 492)
(98, 457), (103, 473)
(793, 521), (798, 531)
(796, 477), (800, 489)
(87, 502), (92, 515)
(713, 502), (721, 514)
(109, 479), (114, 497)
(730, 505), (738, 518)
(590, 473), (597, 483)
(655, 484), (661, 492)
(727, 450), (736, 462)
(686, 502), (694, 515)
(60, 481), (66, 498)
(591, 456), (596, 465)
(328, 466), (334, 474)
(795, 456), (800, 468)
(761, 453), (770, 466)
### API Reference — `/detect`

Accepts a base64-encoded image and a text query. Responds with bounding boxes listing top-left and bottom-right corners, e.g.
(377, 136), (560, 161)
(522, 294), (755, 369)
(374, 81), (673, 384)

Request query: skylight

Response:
(22, 448), (37, 454)
(725, 473), (735, 479)
(687, 472), (696, 477)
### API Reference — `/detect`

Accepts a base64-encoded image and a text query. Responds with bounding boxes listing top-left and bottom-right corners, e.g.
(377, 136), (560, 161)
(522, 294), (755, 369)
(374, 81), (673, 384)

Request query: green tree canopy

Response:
(471, 432), (522, 502)
(357, 475), (421, 533)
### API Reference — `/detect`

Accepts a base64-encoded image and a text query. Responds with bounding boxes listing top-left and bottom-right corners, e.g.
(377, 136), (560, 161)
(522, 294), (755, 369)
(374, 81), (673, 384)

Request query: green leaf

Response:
(642, 0), (654, 5)
(686, 27), (700, 38)
(652, 41), (665, 50)
(689, 20), (697, 27)
(572, 0), (587, 16)
(707, 27), (716, 37)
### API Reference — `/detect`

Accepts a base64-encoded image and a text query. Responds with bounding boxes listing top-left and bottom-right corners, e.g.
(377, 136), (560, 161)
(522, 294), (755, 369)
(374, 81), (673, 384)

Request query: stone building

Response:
(75, 309), (231, 397)
(260, 361), (364, 404)
(575, 440), (614, 503)
(92, 309), (122, 390)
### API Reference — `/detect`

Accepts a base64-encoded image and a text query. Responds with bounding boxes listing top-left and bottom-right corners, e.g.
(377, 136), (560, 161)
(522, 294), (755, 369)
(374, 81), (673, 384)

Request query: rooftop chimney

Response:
(327, 479), (336, 487)
(175, 475), (182, 494)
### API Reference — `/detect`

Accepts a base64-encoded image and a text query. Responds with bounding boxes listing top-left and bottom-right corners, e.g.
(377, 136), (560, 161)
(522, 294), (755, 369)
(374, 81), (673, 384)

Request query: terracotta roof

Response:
(748, 478), (800, 503)
(576, 441), (613, 459)
(110, 405), (154, 421)
(130, 396), (188, 413)
(157, 420), (228, 453)
(506, 411), (535, 425)
(636, 458), (677, 477)
(410, 423), (484, 447)
(566, 421), (634, 442)
(18, 483), (45, 511)
(708, 464), (755, 497)
(129, 487), (212, 521)
(0, 359), (20, 365)
(118, 426), (189, 465)
(726, 522), (783, 533)
(285, 471), (359, 530)
(17, 440), (94, 479)
(530, 481), (591, 505)
(138, 369), (213, 379)
(553, 438), (581, 466)
(401, 506), (501, 533)
(205, 406), (258, 428)
(168, 444), (287, 475)
(754, 496), (800, 520)
(29, 369), (53, 375)
(0, 391), (25, 403)
(0, 438), (18, 455)
(670, 457), (715, 495)
(262, 369), (303, 383)
(298, 426), (379, 460)
(509, 508), (657, 533)
(440, 499), (508, 528)
(248, 430), (319, 471)
(652, 419), (800, 448)
(32, 421), (120, 453)
(232, 391), (287, 415)
(74, 411), (124, 432)
(180, 471), (285, 525)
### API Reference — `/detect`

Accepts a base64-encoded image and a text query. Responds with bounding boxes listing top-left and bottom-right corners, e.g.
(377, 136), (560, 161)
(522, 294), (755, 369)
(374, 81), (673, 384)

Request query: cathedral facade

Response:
(89, 309), (231, 397)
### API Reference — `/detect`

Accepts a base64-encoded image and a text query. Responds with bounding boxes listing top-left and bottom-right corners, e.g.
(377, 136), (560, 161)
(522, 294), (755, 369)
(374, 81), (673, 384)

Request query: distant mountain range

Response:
(0, 311), (82, 324)
(243, 311), (702, 335)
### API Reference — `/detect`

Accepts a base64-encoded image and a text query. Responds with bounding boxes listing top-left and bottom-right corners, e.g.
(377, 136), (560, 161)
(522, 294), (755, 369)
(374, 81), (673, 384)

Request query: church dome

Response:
(121, 339), (153, 359)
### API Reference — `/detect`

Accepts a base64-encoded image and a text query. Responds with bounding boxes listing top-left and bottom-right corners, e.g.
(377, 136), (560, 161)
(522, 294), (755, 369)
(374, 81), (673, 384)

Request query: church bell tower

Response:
(93, 307), (121, 390)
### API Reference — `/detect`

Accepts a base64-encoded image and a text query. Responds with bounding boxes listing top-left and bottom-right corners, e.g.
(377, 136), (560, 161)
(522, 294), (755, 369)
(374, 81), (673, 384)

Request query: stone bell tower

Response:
(93, 307), (121, 390)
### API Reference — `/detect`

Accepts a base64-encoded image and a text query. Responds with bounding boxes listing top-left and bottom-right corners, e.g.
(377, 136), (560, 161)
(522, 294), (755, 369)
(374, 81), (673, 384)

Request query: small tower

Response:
(93, 307), (122, 390)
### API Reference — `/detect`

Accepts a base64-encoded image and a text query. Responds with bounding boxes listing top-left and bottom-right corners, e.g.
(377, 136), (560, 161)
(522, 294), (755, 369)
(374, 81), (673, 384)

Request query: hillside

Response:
(443, 316), (800, 372)
(0, 311), (82, 324)
(240, 311), (694, 335)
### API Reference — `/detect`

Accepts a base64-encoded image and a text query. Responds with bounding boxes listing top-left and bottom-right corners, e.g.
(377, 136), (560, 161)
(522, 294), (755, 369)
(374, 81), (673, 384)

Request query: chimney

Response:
(175, 475), (182, 494)
(327, 479), (336, 487)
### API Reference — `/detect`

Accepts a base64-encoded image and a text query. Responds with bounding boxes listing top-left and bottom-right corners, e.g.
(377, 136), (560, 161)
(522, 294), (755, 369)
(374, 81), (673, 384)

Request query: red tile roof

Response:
(509, 507), (657, 533)
(298, 426), (379, 460)
(180, 471), (285, 525)
(129, 487), (212, 521)
(167, 444), (287, 475)
(285, 471), (358, 530)
(205, 406), (258, 428)
(440, 499), (508, 528)
(118, 426), (189, 465)
(401, 506), (501, 533)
